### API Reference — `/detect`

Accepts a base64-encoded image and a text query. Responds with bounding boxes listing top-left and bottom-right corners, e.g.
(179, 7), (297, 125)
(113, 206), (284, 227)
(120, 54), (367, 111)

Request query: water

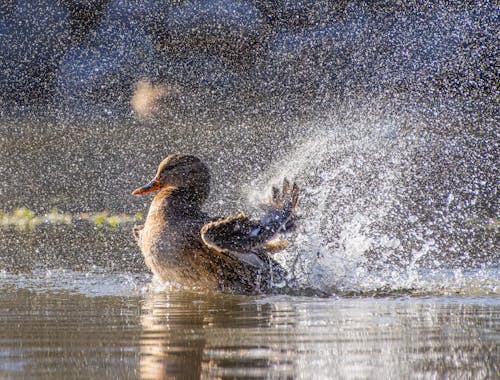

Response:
(245, 103), (498, 294)
(0, 271), (498, 380)
(1, 1), (498, 378)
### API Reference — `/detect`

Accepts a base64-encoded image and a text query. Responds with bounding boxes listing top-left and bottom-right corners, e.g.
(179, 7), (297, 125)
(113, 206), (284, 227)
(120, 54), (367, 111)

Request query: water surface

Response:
(0, 271), (498, 380)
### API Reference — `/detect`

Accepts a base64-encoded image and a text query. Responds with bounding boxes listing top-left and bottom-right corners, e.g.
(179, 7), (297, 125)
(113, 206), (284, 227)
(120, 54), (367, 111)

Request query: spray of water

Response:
(247, 101), (498, 295)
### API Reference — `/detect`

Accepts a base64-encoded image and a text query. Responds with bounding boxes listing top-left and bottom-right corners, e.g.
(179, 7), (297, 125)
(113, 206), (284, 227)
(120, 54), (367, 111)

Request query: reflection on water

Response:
(0, 274), (498, 379)
(140, 292), (499, 379)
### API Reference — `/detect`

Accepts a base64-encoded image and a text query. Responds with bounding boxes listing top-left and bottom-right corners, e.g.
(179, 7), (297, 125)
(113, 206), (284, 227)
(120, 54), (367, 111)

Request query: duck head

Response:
(132, 154), (211, 203)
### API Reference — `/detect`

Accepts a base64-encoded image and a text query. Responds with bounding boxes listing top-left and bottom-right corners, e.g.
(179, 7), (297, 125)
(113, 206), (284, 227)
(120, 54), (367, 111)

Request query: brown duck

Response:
(132, 154), (299, 294)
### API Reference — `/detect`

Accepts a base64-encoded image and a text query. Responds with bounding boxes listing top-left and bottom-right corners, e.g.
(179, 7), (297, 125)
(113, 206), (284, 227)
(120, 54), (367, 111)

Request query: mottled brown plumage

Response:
(132, 154), (299, 294)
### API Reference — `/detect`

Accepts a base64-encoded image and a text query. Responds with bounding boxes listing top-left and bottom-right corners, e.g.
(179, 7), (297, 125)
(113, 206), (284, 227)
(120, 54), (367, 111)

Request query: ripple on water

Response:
(0, 270), (498, 379)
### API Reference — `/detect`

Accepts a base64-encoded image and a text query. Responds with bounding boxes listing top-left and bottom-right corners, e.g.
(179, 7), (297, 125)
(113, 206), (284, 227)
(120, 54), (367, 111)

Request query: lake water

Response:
(0, 268), (498, 380)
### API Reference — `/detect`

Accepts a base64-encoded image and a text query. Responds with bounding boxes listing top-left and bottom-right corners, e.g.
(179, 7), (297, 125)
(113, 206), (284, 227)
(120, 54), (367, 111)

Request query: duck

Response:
(132, 153), (300, 294)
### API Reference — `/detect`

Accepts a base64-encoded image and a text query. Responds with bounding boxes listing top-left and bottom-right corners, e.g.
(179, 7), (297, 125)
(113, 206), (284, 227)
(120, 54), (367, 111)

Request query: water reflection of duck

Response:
(132, 154), (299, 294)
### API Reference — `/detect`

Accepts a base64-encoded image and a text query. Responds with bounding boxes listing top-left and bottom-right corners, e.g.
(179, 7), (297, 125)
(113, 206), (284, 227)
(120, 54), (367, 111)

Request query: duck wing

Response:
(200, 179), (299, 253)
(133, 224), (144, 245)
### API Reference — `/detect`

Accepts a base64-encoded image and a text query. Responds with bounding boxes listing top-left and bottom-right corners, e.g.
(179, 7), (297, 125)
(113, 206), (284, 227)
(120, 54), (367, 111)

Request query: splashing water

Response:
(247, 101), (498, 295)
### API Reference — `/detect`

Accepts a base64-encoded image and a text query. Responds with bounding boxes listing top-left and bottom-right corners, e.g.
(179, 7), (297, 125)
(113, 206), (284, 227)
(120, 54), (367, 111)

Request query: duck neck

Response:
(149, 185), (207, 219)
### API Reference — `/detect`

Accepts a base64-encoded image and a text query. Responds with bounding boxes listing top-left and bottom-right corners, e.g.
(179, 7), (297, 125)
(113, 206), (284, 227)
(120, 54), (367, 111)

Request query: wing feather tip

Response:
(200, 213), (248, 253)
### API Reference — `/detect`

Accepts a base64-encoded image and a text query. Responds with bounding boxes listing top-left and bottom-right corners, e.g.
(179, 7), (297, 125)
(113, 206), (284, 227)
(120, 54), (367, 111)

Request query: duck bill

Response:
(132, 179), (161, 195)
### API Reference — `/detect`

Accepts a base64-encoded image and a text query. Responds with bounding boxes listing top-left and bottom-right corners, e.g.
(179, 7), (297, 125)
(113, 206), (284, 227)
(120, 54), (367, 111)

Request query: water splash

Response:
(247, 101), (498, 295)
